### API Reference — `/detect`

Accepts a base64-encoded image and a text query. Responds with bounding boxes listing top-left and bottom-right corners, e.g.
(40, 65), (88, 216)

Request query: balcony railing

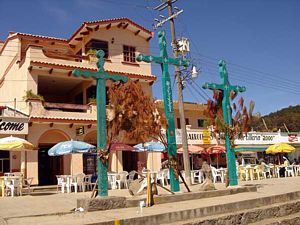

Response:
(44, 102), (89, 112)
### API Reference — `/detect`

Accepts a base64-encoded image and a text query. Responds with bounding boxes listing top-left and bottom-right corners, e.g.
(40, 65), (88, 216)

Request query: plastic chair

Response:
(157, 170), (167, 186)
(285, 166), (294, 177)
(192, 170), (203, 184)
(68, 176), (78, 193)
(262, 165), (272, 179)
(253, 165), (262, 180)
(4, 177), (22, 197)
(238, 166), (247, 181)
(22, 177), (33, 195)
(211, 166), (223, 183)
(56, 175), (67, 193)
(75, 173), (86, 192)
(116, 171), (129, 189)
(83, 175), (93, 191)
(127, 170), (136, 184)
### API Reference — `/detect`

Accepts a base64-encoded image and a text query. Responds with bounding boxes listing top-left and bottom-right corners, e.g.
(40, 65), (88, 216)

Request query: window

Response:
(0, 151), (9, 173)
(197, 119), (204, 128)
(177, 118), (181, 129)
(85, 39), (109, 58)
(185, 118), (190, 125)
(123, 45), (136, 63)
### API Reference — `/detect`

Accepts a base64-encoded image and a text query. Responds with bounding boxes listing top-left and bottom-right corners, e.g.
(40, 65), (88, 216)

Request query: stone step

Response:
(31, 185), (57, 193)
(249, 212), (300, 225)
(103, 191), (300, 225)
(161, 199), (300, 225)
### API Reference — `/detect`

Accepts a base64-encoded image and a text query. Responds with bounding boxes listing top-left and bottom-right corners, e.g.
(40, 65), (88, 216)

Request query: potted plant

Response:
(23, 90), (45, 102)
(86, 49), (97, 63)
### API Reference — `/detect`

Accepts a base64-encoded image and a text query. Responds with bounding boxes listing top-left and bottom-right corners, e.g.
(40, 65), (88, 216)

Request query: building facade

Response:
(0, 18), (158, 185)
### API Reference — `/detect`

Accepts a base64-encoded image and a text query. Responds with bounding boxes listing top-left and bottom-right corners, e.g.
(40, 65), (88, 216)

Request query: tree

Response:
(106, 80), (167, 150)
(204, 90), (254, 185)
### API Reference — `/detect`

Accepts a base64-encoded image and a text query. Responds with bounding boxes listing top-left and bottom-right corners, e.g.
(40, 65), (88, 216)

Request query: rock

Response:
(199, 178), (216, 191)
(199, 161), (216, 191)
(77, 196), (126, 212)
(128, 178), (147, 196)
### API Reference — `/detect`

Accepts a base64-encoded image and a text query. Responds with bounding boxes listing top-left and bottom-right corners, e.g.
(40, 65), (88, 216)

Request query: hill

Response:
(251, 105), (300, 132)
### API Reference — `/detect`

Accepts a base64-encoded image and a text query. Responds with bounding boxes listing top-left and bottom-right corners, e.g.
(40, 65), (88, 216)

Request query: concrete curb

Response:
(87, 190), (300, 225)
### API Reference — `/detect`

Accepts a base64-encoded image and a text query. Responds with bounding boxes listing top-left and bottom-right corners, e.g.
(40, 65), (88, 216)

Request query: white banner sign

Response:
(175, 130), (300, 146)
(0, 117), (29, 135)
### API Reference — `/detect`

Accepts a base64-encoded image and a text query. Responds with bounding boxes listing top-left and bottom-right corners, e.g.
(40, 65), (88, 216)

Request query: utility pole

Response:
(154, 0), (191, 185)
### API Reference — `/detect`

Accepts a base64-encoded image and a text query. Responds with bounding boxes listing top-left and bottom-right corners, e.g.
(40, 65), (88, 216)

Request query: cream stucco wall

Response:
(0, 38), (31, 114)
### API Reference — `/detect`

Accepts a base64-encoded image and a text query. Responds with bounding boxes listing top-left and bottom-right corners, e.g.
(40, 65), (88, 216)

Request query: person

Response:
(283, 156), (290, 167)
(279, 156), (289, 177)
(292, 158), (299, 165)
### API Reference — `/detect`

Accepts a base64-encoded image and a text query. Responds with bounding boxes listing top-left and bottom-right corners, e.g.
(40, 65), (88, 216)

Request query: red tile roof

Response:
(30, 60), (157, 81)
(9, 32), (68, 42)
(69, 17), (153, 42)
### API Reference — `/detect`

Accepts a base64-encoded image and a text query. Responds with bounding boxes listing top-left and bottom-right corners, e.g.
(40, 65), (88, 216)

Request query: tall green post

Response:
(203, 60), (245, 186)
(72, 50), (128, 196)
(137, 30), (189, 192)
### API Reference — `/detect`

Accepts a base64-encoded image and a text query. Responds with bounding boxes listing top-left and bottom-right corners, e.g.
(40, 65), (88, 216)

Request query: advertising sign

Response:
(0, 117), (28, 135)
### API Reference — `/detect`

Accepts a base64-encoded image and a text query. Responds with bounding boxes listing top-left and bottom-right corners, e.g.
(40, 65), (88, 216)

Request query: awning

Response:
(235, 146), (268, 152)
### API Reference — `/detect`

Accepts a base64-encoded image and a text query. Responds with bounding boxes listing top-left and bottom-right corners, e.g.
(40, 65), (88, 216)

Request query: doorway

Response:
(122, 151), (138, 172)
(38, 146), (63, 185)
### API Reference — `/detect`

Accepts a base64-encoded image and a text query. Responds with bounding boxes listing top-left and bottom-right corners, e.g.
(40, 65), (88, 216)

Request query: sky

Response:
(0, 0), (299, 116)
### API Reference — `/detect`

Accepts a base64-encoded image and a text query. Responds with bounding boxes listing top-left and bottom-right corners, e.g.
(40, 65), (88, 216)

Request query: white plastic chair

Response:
(4, 177), (22, 197)
(83, 175), (93, 191)
(68, 176), (78, 193)
(157, 170), (166, 186)
(211, 166), (223, 183)
(116, 171), (129, 189)
(76, 173), (86, 192)
(262, 166), (272, 179)
(285, 166), (294, 177)
(193, 170), (203, 184)
(127, 170), (136, 184)
(56, 175), (67, 193)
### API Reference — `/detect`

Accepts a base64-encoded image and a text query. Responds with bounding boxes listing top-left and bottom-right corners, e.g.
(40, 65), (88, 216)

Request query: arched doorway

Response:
(38, 129), (70, 185)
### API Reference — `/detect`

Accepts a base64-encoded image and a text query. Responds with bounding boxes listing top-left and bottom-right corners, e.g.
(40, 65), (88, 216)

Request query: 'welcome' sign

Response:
(0, 117), (28, 135)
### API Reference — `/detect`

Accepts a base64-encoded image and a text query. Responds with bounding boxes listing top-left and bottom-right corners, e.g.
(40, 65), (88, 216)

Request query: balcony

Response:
(28, 99), (97, 123)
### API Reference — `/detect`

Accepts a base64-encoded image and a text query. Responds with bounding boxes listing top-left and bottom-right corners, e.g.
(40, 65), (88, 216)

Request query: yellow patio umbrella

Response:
(0, 136), (34, 175)
(265, 143), (295, 154)
(0, 136), (34, 151)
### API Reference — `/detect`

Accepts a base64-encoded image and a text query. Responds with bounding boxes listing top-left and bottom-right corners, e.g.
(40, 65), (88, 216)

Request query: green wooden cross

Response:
(72, 50), (128, 196)
(203, 60), (246, 186)
(137, 30), (189, 192)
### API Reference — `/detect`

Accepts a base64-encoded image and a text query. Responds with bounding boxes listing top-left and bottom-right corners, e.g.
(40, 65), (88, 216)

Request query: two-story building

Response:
(0, 18), (158, 185)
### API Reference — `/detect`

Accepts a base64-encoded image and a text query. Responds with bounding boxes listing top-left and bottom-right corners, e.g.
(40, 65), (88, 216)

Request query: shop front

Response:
(0, 116), (29, 176)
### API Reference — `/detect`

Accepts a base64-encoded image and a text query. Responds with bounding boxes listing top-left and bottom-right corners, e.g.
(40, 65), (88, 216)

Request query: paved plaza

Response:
(0, 176), (299, 224)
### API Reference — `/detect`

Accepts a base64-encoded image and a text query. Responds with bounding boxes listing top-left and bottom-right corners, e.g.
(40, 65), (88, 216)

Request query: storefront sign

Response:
(175, 130), (300, 146)
(176, 129), (217, 145)
(76, 126), (84, 136)
(0, 117), (28, 135)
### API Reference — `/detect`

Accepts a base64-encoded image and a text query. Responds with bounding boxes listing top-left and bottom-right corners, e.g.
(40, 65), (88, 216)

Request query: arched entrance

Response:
(38, 129), (70, 185)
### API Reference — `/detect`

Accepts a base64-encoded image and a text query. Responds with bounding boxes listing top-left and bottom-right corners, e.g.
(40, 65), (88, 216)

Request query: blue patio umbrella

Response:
(134, 141), (166, 170)
(48, 140), (96, 175)
(48, 140), (96, 156)
(133, 141), (165, 152)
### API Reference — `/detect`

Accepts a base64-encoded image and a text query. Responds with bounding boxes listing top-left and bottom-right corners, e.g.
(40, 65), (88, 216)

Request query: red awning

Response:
(177, 145), (207, 154)
(206, 145), (226, 154)
(109, 143), (134, 151)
